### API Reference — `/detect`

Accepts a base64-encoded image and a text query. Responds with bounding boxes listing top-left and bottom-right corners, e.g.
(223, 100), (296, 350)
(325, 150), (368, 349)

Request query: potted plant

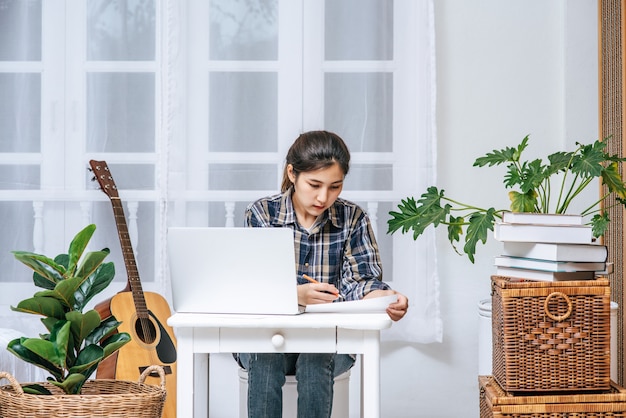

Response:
(387, 135), (626, 262)
(5, 223), (131, 395)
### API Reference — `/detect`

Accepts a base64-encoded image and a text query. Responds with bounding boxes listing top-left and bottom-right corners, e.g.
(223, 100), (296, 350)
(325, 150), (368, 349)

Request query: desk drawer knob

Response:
(271, 333), (285, 348)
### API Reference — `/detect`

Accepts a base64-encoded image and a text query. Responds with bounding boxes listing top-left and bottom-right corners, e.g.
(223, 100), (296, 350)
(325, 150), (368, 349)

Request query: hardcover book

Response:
(501, 212), (583, 225)
(494, 256), (605, 272)
(495, 266), (595, 282)
(501, 242), (608, 262)
(493, 222), (593, 244)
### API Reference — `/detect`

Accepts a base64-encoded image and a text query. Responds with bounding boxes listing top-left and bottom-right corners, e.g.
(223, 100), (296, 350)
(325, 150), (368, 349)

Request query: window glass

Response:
(324, 73), (393, 152)
(86, 73), (155, 152)
(345, 164), (392, 191)
(208, 164), (277, 190)
(0, 74), (41, 151)
(87, 0), (156, 61)
(0, 165), (40, 189)
(1, 202), (36, 283)
(209, 0), (278, 60)
(209, 72), (277, 152)
(208, 201), (249, 227)
(0, 0), (42, 61)
(325, 0), (392, 61)
(91, 201), (155, 284)
(105, 164), (155, 190)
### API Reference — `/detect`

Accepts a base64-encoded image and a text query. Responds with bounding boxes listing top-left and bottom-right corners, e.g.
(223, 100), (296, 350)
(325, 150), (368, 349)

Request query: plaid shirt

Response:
(245, 188), (390, 301)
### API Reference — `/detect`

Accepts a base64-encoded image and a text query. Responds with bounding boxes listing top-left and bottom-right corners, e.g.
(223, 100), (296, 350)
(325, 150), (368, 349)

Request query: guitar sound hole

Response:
(135, 317), (157, 345)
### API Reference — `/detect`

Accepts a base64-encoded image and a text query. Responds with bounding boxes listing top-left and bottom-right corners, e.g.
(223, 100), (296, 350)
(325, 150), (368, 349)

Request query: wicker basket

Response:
(0, 365), (166, 418)
(479, 375), (626, 417)
(491, 275), (611, 392)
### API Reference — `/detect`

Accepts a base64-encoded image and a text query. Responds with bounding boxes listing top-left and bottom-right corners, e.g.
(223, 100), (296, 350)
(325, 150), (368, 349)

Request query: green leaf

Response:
(74, 249), (110, 283)
(6, 337), (63, 380)
(545, 151), (574, 176)
(446, 215), (464, 244)
(33, 277), (83, 310)
(85, 315), (122, 346)
(12, 296), (66, 319)
(22, 384), (52, 395)
(503, 164), (523, 188)
(571, 141), (605, 178)
(74, 262), (115, 311)
(518, 159), (546, 193)
(602, 162), (626, 199)
(474, 135), (529, 167)
(66, 310), (101, 345)
(47, 320), (72, 368)
(66, 224), (96, 276)
(388, 197), (418, 235)
(19, 338), (62, 369)
(41, 316), (62, 333)
(68, 344), (104, 375)
(32, 254), (70, 290)
(388, 189), (451, 239)
(463, 209), (496, 264)
(53, 253), (70, 270)
(101, 332), (131, 359)
(12, 251), (65, 288)
(508, 190), (538, 212)
(49, 373), (87, 395)
(409, 203), (451, 240)
(591, 212), (610, 237)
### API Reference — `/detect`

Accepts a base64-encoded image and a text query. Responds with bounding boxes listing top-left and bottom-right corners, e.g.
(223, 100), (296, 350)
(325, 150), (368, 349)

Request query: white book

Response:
(493, 222), (593, 244)
(501, 212), (583, 225)
(502, 242), (608, 262)
(495, 266), (595, 282)
(494, 256), (605, 272)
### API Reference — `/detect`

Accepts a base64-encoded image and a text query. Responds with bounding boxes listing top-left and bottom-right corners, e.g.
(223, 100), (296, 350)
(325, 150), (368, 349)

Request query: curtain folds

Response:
(0, 0), (439, 349)
(163, 0), (440, 344)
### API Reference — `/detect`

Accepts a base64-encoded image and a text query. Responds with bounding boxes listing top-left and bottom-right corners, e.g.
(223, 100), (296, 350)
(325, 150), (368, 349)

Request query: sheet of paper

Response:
(305, 294), (398, 313)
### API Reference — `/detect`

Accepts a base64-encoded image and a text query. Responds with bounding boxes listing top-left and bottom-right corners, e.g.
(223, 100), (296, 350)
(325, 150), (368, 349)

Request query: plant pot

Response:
(0, 365), (167, 418)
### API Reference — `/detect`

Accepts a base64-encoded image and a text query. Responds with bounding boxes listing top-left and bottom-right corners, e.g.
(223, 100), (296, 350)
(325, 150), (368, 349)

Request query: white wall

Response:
(376, 1), (598, 417)
(205, 2), (599, 417)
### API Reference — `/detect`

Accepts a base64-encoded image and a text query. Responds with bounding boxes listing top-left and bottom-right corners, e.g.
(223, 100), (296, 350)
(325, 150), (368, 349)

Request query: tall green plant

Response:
(7, 224), (131, 395)
(387, 136), (626, 263)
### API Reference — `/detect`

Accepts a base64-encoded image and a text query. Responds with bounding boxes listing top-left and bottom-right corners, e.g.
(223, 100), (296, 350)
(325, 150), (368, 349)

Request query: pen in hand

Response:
(302, 274), (340, 298)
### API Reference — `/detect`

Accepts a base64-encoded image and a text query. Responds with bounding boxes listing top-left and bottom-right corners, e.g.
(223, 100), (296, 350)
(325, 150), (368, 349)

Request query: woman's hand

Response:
(363, 289), (409, 321)
(297, 283), (340, 306)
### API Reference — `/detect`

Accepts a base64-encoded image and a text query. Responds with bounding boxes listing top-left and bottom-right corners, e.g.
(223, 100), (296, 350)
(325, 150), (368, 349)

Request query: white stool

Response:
(238, 368), (350, 418)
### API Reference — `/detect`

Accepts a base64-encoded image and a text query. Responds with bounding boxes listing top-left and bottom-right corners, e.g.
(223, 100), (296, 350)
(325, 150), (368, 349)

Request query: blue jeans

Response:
(237, 353), (355, 418)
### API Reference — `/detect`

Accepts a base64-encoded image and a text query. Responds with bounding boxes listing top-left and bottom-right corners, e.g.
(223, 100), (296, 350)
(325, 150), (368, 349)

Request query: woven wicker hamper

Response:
(479, 375), (626, 418)
(491, 275), (611, 392)
(0, 365), (166, 418)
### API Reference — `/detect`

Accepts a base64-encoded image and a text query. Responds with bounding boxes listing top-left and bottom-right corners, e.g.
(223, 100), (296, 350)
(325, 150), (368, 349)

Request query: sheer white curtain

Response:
(164, 0), (441, 343)
(0, 0), (440, 349)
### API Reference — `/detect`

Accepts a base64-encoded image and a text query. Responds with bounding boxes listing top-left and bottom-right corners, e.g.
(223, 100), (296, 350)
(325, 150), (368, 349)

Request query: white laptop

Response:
(167, 227), (303, 315)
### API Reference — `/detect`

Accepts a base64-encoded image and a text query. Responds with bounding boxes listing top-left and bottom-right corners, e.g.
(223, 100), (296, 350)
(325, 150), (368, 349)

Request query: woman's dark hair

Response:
(280, 131), (351, 192)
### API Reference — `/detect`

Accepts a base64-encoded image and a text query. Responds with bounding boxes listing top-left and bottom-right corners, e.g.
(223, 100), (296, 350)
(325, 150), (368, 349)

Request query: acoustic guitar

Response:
(90, 160), (177, 418)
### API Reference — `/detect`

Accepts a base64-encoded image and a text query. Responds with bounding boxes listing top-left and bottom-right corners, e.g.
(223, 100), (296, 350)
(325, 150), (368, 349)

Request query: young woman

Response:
(236, 130), (409, 418)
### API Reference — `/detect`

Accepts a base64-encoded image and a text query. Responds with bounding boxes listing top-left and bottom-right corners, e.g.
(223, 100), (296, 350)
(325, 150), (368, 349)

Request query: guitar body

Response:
(97, 292), (177, 418)
(89, 160), (178, 418)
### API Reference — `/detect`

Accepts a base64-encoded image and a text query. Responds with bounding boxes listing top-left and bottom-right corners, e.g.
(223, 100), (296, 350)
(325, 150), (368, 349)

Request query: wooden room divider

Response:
(599, 0), (626, 386)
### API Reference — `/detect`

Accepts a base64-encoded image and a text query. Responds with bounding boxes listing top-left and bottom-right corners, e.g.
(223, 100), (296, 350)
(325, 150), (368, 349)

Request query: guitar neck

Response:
(111, 197), (149, 318)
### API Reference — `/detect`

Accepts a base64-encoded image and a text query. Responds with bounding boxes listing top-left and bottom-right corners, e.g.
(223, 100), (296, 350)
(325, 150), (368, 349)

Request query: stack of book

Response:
(493, 212), (609, 281)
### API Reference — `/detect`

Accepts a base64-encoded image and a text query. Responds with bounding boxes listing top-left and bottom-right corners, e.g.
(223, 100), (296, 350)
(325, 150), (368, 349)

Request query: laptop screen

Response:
(167, 227), (302, 315)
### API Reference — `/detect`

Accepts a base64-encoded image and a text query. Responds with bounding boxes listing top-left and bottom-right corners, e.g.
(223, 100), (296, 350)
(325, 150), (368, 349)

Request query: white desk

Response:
(167, 312), (392, 418)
